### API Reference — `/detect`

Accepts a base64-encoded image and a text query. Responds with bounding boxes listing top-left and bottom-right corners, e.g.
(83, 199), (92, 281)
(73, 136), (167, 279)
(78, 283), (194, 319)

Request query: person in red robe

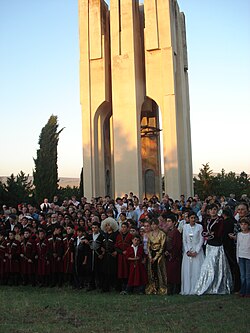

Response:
(6, 230), (21, 286)
(20, 228), (36, 286)
(115, 222), (133, 291)
(123, 234), (148, 294)
(63, 224), (75, 285)
(48, 225), (64, 287)
(165, 214), (182, 295)
(35, 228), (49, 287)
(0, 230), (7, 284)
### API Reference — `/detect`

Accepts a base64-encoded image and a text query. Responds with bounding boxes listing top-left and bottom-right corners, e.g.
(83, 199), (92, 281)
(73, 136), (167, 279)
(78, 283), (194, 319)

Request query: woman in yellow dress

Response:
(146, 218), (167, 295)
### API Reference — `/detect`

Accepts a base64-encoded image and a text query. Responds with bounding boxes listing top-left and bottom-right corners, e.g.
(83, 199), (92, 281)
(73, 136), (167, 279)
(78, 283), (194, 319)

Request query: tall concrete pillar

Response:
(79, 0), (112, 199)
(144, 0), (193, 198)
(110, 0), (144, 198)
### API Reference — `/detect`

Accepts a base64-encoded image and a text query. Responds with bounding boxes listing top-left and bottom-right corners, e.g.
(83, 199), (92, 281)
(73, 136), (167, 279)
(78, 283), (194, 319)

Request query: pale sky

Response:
(0, 0), (249, 179)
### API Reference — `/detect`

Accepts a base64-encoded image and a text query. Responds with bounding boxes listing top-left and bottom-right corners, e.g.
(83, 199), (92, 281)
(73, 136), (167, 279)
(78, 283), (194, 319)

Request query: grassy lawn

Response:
(0, 286), (248, 333)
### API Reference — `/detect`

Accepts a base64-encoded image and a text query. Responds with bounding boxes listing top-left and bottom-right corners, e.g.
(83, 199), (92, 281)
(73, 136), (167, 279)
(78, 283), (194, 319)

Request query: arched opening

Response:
(140, 97), (162, 198)
(103, 116), (112, 197)
(94, 101), (112, 197)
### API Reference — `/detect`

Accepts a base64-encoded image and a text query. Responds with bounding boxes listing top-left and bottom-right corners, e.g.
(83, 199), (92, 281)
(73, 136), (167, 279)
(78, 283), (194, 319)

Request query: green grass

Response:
(0, 286), (248, 333)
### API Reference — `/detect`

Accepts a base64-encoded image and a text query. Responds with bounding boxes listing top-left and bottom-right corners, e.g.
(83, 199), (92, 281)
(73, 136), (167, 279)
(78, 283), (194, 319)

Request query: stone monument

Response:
(79, 0), (193, 200)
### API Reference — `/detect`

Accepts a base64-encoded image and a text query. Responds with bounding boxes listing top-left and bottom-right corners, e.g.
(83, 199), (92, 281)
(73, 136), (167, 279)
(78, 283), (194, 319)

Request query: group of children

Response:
(0, 219), (149, 293)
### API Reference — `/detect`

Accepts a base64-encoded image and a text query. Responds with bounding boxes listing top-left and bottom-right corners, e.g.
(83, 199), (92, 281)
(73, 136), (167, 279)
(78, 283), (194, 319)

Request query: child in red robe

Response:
(123, 234), (148, 294)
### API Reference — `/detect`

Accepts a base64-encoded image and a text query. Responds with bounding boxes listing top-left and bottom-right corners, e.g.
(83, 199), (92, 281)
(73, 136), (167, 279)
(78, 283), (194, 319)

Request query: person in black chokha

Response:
(73, 227), (88, 289)
(100, 217), (119, 292)
(86, 221), (104, 291)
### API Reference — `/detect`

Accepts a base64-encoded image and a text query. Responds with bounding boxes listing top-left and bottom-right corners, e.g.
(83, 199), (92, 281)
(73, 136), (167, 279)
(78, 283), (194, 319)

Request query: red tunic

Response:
(48, 236), (64, 273)
(35, 238), (49, 276)
(0, 240), (7, 277)
(115, 232), (133, 279)
(6, 239), (20, 273)
(126, 245), (148, 287)
(165, 227), (182, 284)
(63, 235), (75, 274)
(20, 238), (36, 275)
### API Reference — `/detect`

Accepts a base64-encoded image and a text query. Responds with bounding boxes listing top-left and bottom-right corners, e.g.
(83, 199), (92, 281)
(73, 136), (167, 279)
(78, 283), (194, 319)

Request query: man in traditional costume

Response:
(20, 228), (36, 286)
(101, 217), (118, 292)
(48, 225), (64, 287)
(0, 230), (7, 284)
(6, 230), (20, 286)
(86, 222), (104, 291)
(63, 224), (75, 285)
(73, 227), (88, 289)
(35, 228), (49, 287)
(165, 214), (182, 295)
(115, 222), (133, 292)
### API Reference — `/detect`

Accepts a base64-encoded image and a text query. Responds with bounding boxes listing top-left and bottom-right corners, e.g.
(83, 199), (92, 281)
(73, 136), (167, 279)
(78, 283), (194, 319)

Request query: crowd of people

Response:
(0, 192), (249, 297)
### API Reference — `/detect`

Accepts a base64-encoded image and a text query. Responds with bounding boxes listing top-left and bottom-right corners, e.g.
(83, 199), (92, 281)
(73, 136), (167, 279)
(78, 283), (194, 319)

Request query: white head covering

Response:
(101, 217), (119, 232)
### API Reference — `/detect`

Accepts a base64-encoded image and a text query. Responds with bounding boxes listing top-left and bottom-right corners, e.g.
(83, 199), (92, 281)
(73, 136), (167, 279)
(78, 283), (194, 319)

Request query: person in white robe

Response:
(181, 212), (204, 295)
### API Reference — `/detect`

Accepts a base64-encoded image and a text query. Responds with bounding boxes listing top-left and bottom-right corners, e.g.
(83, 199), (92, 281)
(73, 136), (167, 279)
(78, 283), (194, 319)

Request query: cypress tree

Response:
(79, 167), (84, 197)
(33, 115), (64, 203)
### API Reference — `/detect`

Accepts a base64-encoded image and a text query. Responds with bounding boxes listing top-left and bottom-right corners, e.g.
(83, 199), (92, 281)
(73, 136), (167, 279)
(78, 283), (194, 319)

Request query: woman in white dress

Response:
(181, 212), (204, 295)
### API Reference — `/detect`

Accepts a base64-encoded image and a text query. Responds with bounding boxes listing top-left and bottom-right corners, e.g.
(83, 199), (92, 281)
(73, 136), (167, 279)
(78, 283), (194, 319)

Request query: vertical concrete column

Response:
(144, 0), (180, 198)
(110, 0), (144, 198)
(180, 13), (193, 196)
(144, 0), (193, 198)
(170, 3), (193, 197)
(79, 0), (111, 199)
(79, 0), (93, 199)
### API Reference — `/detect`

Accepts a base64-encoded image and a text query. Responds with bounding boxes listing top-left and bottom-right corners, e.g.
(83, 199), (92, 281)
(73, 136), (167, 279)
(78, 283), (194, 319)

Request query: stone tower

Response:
(79, 0), (193, 200)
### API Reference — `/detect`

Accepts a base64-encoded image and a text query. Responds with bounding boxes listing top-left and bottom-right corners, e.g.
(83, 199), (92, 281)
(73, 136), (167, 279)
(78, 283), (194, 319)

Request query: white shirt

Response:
(143, 235), (148, 255)
(132, 244), (138, 257)
(77, 237), (81, 246)
(40, 202), (51, 211)
(178, 219), (186, 233)
(92, 233), (100, 241)
(72, 200), (80, 207)
(115, 203), (127, 214)
(237, 232), (250, 261)
(234, 213), (240, 222)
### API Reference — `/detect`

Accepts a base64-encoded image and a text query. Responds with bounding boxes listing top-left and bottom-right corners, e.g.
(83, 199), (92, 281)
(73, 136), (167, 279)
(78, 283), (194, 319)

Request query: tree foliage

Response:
(0, 180), (7, 207)
(33, 115), (64, 203)
(194, 163), (250, 200)
(193, 163), (215, 199)
(0, 171), (33, 207)
(57, 186), (80, 200)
